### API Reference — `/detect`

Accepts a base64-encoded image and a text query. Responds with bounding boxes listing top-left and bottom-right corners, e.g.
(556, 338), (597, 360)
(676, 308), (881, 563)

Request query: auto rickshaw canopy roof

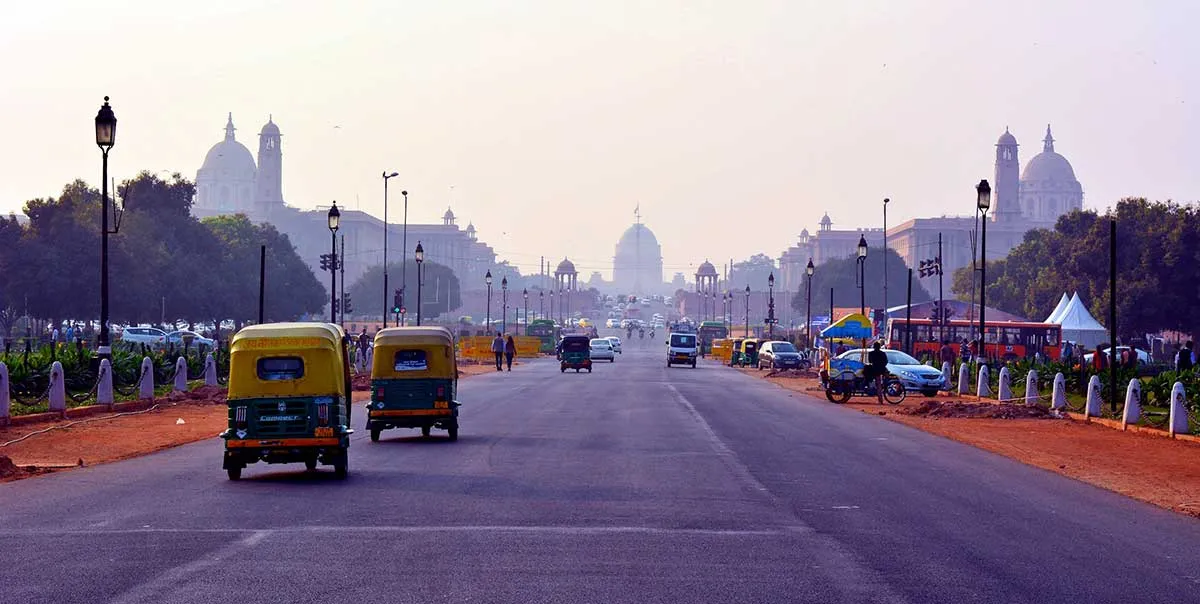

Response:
(228, 322), (348, 400)
(371, 326), (458, 379)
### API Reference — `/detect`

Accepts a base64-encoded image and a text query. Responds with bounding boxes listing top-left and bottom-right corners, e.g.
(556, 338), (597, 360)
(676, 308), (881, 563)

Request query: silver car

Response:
(590, 338), (616, 362)
(836, 348), (947, 397)
(605, 336), (622, 354)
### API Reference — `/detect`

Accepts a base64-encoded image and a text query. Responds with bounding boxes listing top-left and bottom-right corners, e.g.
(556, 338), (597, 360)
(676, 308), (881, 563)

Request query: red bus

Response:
(885, 317), (1062, 361)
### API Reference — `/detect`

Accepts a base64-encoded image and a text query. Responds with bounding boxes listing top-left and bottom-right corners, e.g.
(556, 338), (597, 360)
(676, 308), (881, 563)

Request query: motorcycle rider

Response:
(866, 341), (889, 404)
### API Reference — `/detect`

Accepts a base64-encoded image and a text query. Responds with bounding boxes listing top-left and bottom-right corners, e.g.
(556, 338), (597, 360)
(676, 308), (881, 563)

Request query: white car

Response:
(166, 330), (215, 349)
(605, 336), (622, 354)
(119, 326), (166, 347)
(590, 338), (616, 362)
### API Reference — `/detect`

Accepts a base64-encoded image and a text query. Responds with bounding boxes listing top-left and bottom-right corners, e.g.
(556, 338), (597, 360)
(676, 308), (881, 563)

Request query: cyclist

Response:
(866, 341), (889, 404)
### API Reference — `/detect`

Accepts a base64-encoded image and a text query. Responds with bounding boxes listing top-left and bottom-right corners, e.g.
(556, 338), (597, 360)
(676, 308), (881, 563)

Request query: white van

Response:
(666, 332), (698, 368)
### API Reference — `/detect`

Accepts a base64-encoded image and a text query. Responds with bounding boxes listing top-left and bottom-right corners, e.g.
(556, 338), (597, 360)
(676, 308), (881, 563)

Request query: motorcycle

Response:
(819, 358), (906, 404)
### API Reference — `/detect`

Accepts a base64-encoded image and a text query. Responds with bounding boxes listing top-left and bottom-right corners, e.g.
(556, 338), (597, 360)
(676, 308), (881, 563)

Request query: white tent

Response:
(1055, 291), (1107, 347)
(1045, 293), (1071, 323)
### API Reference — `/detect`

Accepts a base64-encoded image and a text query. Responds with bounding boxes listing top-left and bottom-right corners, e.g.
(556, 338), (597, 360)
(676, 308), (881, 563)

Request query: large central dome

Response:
(199, 114), (256, 181)
(613, 222), (664, 295)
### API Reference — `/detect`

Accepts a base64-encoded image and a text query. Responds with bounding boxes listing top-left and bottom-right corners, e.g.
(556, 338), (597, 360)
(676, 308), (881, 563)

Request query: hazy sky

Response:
(3, 0), (1197, 280)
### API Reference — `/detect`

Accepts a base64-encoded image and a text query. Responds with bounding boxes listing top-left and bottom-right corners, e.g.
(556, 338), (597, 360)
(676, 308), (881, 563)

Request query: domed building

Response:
(195, 114), (257, 214)
(194, 113), (285, 218)
(1017, 125), (1083, 226)
(612, 222), (664, 294)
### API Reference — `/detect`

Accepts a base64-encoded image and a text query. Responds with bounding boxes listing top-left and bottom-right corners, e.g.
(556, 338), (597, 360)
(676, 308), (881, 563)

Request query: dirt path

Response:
(0, 362), (509, 482)
(746, 362), (1200, 518)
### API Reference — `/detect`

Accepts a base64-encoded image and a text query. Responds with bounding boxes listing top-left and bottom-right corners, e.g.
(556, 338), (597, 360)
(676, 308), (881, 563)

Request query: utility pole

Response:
(339, 235), (346, 327)
(938, 233), (945, 344)
(258, 245), (266, 324)
(883, 197), (889, 311)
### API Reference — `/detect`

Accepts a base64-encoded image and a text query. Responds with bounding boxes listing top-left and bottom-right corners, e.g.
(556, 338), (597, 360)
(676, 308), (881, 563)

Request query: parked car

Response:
(605, 336), (622, 354)
(758, 341), (808, 370)
(590, 338), (616, 362)
(166, 329), (215, 349)
(835, 348), (946, 397)
(118, 326), (167, 347)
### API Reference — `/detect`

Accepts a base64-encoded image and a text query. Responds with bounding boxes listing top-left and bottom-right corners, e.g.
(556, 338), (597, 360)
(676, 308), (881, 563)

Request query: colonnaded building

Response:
(190, 114), (498, 300)
(777, 125), (1084, 296)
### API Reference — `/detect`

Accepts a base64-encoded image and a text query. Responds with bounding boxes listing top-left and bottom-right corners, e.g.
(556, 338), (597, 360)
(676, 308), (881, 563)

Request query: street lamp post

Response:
(327, 203), (340, 323)
(805, 259), (814, 350)
(501, 277), (509, 334)
(767, 273), (776, 339)
(94, 97), (117, 360)
(883, 197), (889, 311)
(744, 285), (750, 338)
(381, 171), (398, 327)
(414, 242), (424, 326)
(485, 271), (493, 334)
(523, 288), (528, 332)
(539, 290), (544, 319)
(976, 180), (992, 362)
(400, 190), (409, 325)
(856, 235), (868, 350)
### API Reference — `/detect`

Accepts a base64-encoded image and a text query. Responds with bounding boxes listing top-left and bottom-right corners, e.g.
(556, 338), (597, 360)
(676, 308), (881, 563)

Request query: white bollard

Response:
(941, 362), (952, 392)
(998, 367), (1012, 402)
(1084, 375), (1103, 418)
(355, 349), (365, 374)
(1051, 373), (1067, 411)
(139, 356), (155, 400)
(958, 363), (970, 395)
(173, 356), (188, 392)
(1025, 370), (1039, 406)
(977, 364), (992, 398)
(1169, 382), (1189, 437)
(48, 361), (66, 414)
(97, 359), (114, 406)
(1122, 379), (1141, 428)
(366, 346), (374, 368)
(204, 353), (217, 387)
(0, 362), (9, 426)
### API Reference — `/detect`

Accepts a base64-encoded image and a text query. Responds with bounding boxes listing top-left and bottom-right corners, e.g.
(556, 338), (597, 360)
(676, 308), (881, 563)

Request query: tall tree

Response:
(347, 260), (462, 321)
(791, 247), (930, 315)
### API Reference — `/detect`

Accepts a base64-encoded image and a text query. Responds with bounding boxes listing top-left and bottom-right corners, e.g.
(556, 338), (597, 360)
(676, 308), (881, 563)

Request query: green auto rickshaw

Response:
(559, 335), (592, 373)
(736, 338), (760, 368)
(221, 322), (353, 480)
(367, 326), (461, 442)
(728, 338), (744, 366)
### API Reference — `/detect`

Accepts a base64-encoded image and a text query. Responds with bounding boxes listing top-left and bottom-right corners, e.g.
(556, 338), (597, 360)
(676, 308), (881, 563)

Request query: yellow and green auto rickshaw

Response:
(728, 338), (744, 366)
(368, 326), (460, 441)
(221, 322), (353, 480)
(736, 338), (760, 368)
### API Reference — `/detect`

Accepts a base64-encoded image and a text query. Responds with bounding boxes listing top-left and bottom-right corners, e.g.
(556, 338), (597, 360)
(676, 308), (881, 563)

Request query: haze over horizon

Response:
(3, 0), (1197, 281)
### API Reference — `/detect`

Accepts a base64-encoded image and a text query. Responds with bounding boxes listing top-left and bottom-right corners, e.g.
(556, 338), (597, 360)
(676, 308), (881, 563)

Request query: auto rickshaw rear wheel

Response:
(421, 425), (431, 437)
(333, 453), (348, 479)
(447, 422), (459, 441)
(305, 458), (318, 471)
(370, 426), (381, 442)
(825, 388), (851, 404)
(227, 467), (241, 481)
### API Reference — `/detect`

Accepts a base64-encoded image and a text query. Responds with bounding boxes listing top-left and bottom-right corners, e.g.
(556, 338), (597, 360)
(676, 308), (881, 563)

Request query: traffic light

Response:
(331, 298), (339, 315)
(392, 289), (402, 314)
(319, 254), (330, 271)
(342, 293), (353, 315)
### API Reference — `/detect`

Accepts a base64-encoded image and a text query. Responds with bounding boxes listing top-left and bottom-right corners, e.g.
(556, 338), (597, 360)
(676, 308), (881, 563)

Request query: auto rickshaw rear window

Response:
(257, 357), (304, 381)
(393, 349), (428, 371)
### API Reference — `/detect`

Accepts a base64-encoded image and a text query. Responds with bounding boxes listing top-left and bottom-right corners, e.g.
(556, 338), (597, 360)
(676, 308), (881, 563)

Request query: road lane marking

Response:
(0, 525), (798, 537)
(107, 529), (270, 604)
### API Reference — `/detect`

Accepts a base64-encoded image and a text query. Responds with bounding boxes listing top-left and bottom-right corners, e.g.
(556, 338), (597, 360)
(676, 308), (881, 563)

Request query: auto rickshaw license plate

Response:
(314, 427), (334, 437)
(434, 400), (449, 409)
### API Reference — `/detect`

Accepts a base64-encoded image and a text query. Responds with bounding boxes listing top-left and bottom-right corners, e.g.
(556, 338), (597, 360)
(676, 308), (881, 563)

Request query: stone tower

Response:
(993, 127), (1021, 222)
(254, 116), (284, 215)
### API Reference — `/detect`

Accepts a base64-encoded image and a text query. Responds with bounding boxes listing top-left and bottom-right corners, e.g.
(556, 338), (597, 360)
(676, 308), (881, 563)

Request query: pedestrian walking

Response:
(491, 332), (505, 371)
(357, 328), (370, 356)
(504, 335), (516, 371)
(938, 340), (955, 368)
(1093, 344), (1108, 372)
(1176, 341), (1194, 373)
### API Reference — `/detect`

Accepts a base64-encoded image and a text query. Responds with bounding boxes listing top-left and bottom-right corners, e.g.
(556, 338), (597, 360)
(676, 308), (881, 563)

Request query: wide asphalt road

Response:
(2, 336), (1199, 603)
